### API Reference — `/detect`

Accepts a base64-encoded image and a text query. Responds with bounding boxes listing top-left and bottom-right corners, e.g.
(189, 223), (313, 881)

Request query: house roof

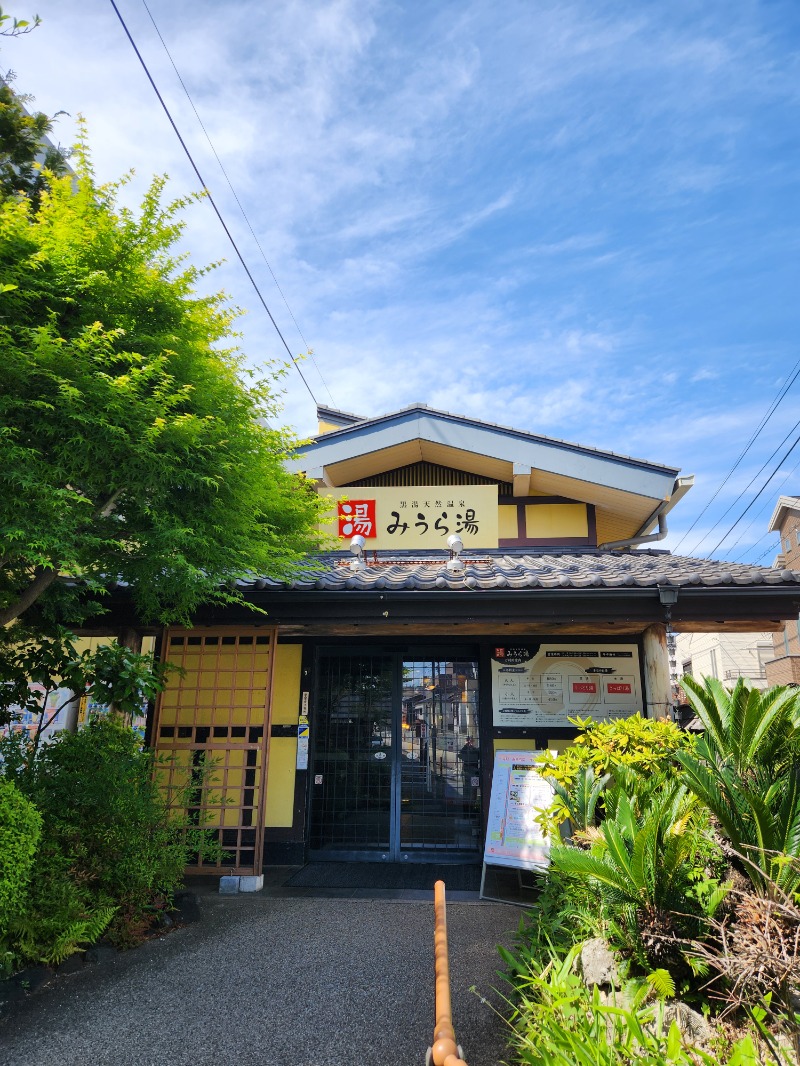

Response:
(243, 550), (800, 594)
(290, 404), (693, 536)
(768, 495), (800, 534)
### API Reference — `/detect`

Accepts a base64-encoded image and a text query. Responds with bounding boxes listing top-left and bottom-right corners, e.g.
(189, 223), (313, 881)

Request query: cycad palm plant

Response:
(676, 677), (800, 896)
(550, 783), (722, 968)
(548, 765), (611, 839)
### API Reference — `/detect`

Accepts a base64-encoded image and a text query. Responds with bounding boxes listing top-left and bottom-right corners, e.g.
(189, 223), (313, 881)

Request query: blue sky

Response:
(5, 0), (800, 562)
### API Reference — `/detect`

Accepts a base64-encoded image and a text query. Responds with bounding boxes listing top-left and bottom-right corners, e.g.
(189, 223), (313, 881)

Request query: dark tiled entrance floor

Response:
(284, 861), (482, 892)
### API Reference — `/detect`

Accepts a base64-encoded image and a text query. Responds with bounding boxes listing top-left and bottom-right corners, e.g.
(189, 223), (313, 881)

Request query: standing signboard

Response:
(480, 749), (554, 902)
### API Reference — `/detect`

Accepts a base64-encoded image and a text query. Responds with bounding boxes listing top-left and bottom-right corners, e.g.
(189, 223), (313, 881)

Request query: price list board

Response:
(491, 644), (643, 727)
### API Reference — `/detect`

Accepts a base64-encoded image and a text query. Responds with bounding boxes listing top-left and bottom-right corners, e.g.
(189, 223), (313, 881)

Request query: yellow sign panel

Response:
(320, 485), (499, 550)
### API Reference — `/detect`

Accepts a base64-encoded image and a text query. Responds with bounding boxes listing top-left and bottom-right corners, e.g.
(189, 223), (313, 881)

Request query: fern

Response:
(42, 906), (116, 965)
(646, 968), (676, 999)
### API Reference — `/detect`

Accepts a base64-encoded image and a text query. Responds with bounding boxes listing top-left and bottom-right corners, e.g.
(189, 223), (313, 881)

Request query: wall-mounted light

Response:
(658, 585), (679, 630)
(446, 533), (464, 572)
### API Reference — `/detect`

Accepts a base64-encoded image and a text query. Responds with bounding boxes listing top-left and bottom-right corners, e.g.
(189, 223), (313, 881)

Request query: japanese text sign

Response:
(322, 485), (499, 550)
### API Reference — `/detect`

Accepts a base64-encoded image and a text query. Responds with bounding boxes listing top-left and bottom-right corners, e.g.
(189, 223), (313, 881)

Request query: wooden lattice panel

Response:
(154, 628), (276, 874)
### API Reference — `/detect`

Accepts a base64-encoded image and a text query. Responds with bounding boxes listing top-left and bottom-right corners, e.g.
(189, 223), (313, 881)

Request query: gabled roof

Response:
(768, 495), (800, 534)
(290, 404), (692, 535)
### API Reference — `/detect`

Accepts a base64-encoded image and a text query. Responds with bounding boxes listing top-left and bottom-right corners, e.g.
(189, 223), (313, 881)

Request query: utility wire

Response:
(704, 430), (800, 559)
(676, 356), (800, 554)
(684, 412), (800, 558)
(108, 0), (319, 405)
(139, 0), (335, 408)
(727, 455), (800, 560)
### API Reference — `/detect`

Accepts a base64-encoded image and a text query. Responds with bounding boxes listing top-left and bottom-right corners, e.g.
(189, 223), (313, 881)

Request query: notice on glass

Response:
(491, 644), (642, 727)
(483, 750), (553, 871)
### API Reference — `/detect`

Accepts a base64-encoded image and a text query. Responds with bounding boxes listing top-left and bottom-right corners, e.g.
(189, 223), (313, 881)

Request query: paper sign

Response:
(483, 750), (554, 871)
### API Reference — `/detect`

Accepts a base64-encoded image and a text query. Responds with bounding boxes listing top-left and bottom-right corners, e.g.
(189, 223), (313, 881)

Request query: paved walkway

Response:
(0, 890), (523, 1066)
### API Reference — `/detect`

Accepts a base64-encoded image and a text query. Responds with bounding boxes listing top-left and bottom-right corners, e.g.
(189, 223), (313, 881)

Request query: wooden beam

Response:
(643, 623), (671, 719)
(275, 621), (652, 637)
(513, 463), (532, 497)
(670, 620), (785, 633)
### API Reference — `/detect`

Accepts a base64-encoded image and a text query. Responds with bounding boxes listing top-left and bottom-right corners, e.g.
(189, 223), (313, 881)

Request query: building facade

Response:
(766, 496), (800, 686)
(99, 405), (800, 875)
(674, 631), (774, 694)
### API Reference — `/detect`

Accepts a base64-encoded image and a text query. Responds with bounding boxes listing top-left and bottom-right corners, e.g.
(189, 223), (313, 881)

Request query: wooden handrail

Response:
(429, 880), (468, 1066)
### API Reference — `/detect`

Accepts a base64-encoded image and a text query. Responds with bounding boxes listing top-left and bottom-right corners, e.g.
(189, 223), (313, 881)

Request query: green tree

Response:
(0, 76), (69, 207)
(0, 137), (327, 633)
(0, 6), (40, 38)
(0, 626), (174, 736)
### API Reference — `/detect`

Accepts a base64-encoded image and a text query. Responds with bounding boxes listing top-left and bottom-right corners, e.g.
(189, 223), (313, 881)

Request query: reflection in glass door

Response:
(400, 660), (481, 853)
(310, 652), (481, 859)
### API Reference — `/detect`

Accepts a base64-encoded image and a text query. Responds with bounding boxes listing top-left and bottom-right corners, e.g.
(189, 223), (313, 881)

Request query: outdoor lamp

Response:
(446, 533), (464, 572)
(349, 534), (367, 571)
(447, 534), (463, 555)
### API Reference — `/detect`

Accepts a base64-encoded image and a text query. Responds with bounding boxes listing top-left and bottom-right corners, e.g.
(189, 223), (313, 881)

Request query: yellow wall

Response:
(492, 738), (573, 753)
(498, 505), (519, 540)
(492, 738), (541, 753)
(265, 643), (303, 827)
(318, 419), (343, 435)
(525, 503), (588, 539)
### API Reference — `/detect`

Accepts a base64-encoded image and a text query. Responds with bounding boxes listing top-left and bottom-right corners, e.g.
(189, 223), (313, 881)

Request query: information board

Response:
(483, 750), (554, 872)
(491, 643), (643, 727)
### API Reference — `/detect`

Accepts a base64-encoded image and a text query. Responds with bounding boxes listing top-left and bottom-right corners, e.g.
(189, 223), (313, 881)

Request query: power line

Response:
(108, 0), (319, 405)
(675, 357), (800, 554)
(727, 456), (800, 561)
(683, 412), (800, 558)
(139, 0), (336, 408)
(704, 430), (800, 559)
(749, 542), (779, 565)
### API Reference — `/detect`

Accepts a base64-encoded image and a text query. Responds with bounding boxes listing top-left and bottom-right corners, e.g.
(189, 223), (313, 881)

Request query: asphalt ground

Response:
(0, 890), (524, 1066)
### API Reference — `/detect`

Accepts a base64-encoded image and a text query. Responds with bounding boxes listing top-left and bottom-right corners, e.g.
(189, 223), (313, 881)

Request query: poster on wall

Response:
(482, 750), (553, 873)
(491, 644), (643, 728)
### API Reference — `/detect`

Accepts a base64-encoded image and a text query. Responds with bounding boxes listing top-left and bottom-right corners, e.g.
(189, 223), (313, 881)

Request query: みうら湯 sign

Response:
(323, 485), (499, 550)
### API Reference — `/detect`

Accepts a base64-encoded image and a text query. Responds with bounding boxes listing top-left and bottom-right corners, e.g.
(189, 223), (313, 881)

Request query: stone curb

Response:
(0, 891), (201, 1025)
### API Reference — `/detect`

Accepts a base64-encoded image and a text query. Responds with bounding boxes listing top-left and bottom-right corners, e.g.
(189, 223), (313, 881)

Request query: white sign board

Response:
(491, 643), (642, 727)
(483, 750), (554, 872)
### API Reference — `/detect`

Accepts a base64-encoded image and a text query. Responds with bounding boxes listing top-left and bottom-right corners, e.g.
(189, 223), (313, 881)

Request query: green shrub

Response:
(0, 776), (41, 928)
(0, 776), (43, 974)
(502, 943), (758, 1066)
(9, 717), (219, 948)
(540, 715), (696, 793)
(0, 776), (113, 972)
(4, 839), (115, 967)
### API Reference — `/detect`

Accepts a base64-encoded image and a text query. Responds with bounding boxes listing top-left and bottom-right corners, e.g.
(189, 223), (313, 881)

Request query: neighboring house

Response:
(765, 496), (800, 686)
(92, 404), (800, 878)
(674, 631), (774, 694)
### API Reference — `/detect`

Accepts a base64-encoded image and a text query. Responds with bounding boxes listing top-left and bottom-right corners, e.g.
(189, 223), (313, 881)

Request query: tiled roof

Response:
(245, 551), (800, 593)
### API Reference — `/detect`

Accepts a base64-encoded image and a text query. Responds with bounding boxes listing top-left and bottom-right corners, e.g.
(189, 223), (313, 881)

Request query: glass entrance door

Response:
(309, 651), (481, 860)
(399, 659), (481, 854)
